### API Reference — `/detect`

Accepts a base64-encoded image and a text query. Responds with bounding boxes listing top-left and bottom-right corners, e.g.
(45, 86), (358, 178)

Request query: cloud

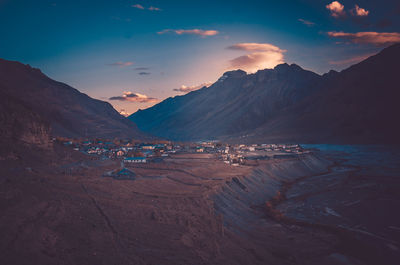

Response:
(326, 1), (345, 18)
(119, 109), (130, 117)
(329, 53), (375, 65)
(352, 5), (369, 16)
(298, 18), (315, 26)
(107, 61), (133, 67)
(158, 29), (219, 37)
(229, 52), (285, 73)
(226, 43), (286, 73)
(132, 4), (161, 11)
(132, 4), (144, 9)
(173, 82), (213, 93)
(134, 67), (150, 71)
(327, 31), (400, 45)
(138, 72), (151, 75)
(227, 43), (285, 53)
(109, 92), (158, 103)
(148, 6), (161, 11)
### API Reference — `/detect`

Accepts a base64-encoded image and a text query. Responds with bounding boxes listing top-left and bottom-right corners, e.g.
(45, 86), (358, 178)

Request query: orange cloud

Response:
(352, 5), (369, 16)
(107, 61), (134, 67)
(227, 43), (285, 53)
(326, 1), (345, 18)
(227, 43), (286, 73)
(173, 82), (213, 93)
(327, 31), (400, 45)
(158, 29), (219, 37)
(109, 92), (158, 103)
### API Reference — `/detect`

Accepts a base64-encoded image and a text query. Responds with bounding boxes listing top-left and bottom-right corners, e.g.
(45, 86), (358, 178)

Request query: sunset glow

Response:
(1, 0), (398, 114)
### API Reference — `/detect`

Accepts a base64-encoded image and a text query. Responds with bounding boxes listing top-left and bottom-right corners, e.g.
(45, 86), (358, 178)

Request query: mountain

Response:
(130, 64), (322, 140)
(248, 43), (400, 144)
(130, 43), (400, 144)
(0, 90), (52, 155)
(0, 59), (144, 140)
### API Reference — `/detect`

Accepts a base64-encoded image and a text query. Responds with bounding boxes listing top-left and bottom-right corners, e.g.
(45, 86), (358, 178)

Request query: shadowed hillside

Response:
(0, 59), (145, 139)
(130, 44), (400, 144)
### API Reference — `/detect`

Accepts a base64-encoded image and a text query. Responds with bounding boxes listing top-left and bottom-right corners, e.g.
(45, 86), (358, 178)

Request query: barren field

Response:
(0, 145), (399, 265)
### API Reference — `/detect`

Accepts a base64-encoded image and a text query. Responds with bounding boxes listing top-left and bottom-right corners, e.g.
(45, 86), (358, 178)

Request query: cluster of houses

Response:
(57, 137), (307, 166)
(57, 138), (177, 163)
(219, 143), (307, 166)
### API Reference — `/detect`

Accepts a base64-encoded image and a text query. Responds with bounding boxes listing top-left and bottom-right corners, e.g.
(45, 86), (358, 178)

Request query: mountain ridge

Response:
(0, 58), (146, 140)
(130, 43), (400, 143)
(130, 61), (323, 140)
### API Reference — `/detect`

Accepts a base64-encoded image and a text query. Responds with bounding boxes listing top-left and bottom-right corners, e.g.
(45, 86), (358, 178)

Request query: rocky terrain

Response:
(130, 44), (400, 144)
(130, 63), (321, 141)
(1, 145), (398, 265)
(0, 90), (52, 160)
(0, 59), (144, 139)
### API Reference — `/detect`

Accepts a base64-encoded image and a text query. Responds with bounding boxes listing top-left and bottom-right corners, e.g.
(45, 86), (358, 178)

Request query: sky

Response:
(1, 0), (399, 115)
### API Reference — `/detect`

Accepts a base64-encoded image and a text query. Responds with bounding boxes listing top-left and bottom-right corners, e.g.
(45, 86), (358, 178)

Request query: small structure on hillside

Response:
(114, 168), (136, 180)
(103, 167), (136, 180)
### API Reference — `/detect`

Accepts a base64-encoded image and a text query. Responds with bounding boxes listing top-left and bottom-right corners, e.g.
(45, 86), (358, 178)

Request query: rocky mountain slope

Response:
(0, 90), (52, 157)
(130, 44), (400, 144)
(0, 59), (144, 140)
(247, 43), (400, 144)
(130, 64), (322, 140)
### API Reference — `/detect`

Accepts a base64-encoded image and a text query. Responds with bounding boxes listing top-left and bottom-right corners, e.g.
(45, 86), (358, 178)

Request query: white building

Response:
(124, 157), (147, 163)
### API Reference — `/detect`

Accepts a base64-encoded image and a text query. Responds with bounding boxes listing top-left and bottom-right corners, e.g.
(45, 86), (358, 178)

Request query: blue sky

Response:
(1, 0), (399, 114)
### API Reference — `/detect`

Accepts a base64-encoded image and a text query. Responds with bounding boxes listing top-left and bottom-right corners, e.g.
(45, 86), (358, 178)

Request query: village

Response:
(57, 138), (309, 168)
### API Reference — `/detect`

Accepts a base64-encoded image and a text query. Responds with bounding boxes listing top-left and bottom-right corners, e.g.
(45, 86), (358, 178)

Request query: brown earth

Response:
(0, 146), (398, 265)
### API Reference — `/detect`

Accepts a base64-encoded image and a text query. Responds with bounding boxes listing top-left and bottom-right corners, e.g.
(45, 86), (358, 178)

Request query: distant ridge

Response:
(130, 43), (400, 144)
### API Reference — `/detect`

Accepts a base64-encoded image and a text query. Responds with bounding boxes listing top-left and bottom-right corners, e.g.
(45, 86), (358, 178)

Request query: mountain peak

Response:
(274, 63), (303, 72)
(222, 69), (247, 78)
(0, 58), (46, 78)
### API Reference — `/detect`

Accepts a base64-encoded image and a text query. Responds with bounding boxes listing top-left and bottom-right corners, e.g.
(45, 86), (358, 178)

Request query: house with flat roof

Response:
(124, 157), (147, 163)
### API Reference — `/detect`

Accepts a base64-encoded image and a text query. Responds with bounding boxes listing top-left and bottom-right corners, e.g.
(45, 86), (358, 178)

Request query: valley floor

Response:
(0, 145), (399, 265)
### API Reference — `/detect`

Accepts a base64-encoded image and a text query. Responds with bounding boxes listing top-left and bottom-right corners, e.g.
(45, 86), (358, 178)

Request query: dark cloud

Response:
(298, 18), (315, 26)
(138, 72), (151, 75)
(109, 92), (158, 103)
(109, 96), (125, 101)
(134, 67), (150, 71)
